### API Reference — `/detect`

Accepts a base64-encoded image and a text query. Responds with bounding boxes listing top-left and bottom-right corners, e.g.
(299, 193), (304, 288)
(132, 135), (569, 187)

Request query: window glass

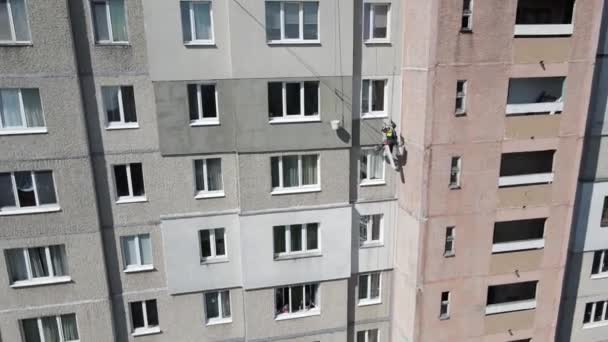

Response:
(146, 300), (159, 326)
(206, 158), (222, 191)
(200, 230), (211, 258)
(15, 171), (35, 207)
(139, 234), (152, 265)
(373, 5), (388, 38)
(22, 318), (41, 342)
(200, 84), (216, 118)
(268, 83), (283, 118)
(284, 3), (300, 39)
(291, 285), (304, 312)
(0, 172), (16, 208)
(131, 302), (144, 328)
(371, 215), (381, 240)
(121, 86), (137, 123)
(61, 314), (79, 341)
(0, 1), (11, 41)
(101, 86), (119, 122)
(304, 81), (319, 116)
(215, 228), (226, 256)
(290, 224), (303, 252)
(0, 89), (22, 127)
(285, 83), (301, 115)
(193, 2), (211, 40)
(123, 236), (138, 267)
(358, 274), (368, 299)
(282, 155), (299, 187)
(114, 165), (129, 197)
(274, 226), (286, 254)
(265, 2), (281, 40)
(205, 292), (220, 319)
(41, 317), (60, 341)
(28, 247), (49, 278)
(109, 0), (128, 41)
(21, 89), (44, 127)
(130, 163), (145, 196)
(307, 223), (318, 250)
(303, 2), (318, 39)
(371, 80), (385, 112)
(271, 156), (280, 188)
(361, 80), (370, 113)
(302, 155), (318, 185)
(187, 84), (199, 121)
(93, 1), (110, 41)
(7, 248), (27, 282)
(35, 171), (57, 205)
(222, 291), (231, 317)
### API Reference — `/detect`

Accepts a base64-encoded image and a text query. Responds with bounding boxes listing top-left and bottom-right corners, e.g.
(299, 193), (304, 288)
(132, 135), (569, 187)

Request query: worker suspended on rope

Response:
(380, 121), (401, 171)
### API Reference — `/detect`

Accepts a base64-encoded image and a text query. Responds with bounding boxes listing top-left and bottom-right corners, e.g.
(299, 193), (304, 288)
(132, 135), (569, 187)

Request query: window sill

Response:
(506, 102), (563, 116)
(583, 320), (608, 329)
(271, 187), (321, 195)
(0, 204), (61, 216)
(116, 196), (148, 204)
(206, 317), (232, 326)
(201, 257), (229, 265)
(269, 117), (321, 124)
(460, 28), (473, 34)
(195, 191), (225, 199)
(491, 239), (544, 254)
(514, 24), (573, 37)
(498, 173), (554, 188)
(443, 251), (455, 258)
(0, 41), (32, 46)
(485, 300), (536, 315)
(361, 113), (388, 120)
(449, 185), (461, 190)
(124, 265), (155, 274)
(106, 123), (139, 130)
(590, 273), (608, 280)
(455, 112), (467, 117)
(267, 40), (321, 46)
(358, 299), (382, 307)
(190, 120), (220, 127)
(0, 127), (48, 136)
(360, 241), (384, 249)
(95, 41), (131, 46)
(184, 41), (216, 47)
(360, 180), (386, 187)
(274, 251), (322, 261)
(275, 309), (320, 321)
(439, 314), (451, 320)
(132, 327), (161, 337)
(364, 39), (391, 45)
(10, 276), (72, 288)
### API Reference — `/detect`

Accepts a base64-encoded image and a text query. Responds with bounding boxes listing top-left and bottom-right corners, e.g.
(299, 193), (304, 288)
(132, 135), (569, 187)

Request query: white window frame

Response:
(130, 300), (161, 336)
(183, 0), (215, 45)
(449, 156), (462, 189)
(444, 226), (455, 257)
(22, 315), (80, 342)
(113, 163), (146, 204)
(358, 272), (382, 306)
(361, 78), (388, 119)
(591, 250), (608, 279)
(189, 83), (220, 126)
(498, 172), (554, 188)
(275, 283), (320, 320)
(455, 80), (467, 115)
(0, 171), (60, 216)
(360, 148), (386, 186)
(0, 0), (31, 44)
(274, 223), (321, 259)
(8, 245), (71, 288)
(193, 158), (225, 199)
(0, 88), (47, 135)
(103, 86), (138, 130)
(268, 81), (321, 123)
(266, 1), (320, 44)
(121, 234), (153, 273)
(461, 0), (473, 31)
(91, 0), (129, 44)
(204, 290), (232, 325)
(439, 291), (450, 319)
(583, 300), (608, 329)
(271, 154), (321, 194)
(359, 214), (383, 247)
(199, 228), (228, 263)
(363, 2), (391, 43)
(357, 329), (379, 342)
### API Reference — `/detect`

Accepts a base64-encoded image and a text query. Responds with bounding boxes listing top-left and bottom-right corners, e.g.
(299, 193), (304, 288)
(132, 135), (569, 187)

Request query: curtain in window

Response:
(370, 152), (383, 180)
(123, 236), (138, 266)
(22, 318), (41, 342)
(102, 87), (121, 123)
(282, 156), (298, 187)
(49, 245), (66, 276)
(303, 2), (318, 39)
(29, 247), (49, 278)
(0, 89), (23, 127)
(34, 171), (57, 205)
(221, 291), (231, 317)
(61, 314), (79, 341)
(10, 0), (30, 41)
(93, 2), (110, 41)
(15, 171), (35, 206)
(0, 1), (11, 41)
(193, 2), (211, 40)
(301, 155), (318, 185)
(139, 234), (152, 265)
(21, 89), (44, 127)
(373, 5), (388, 38)
(109, 0), (128, 41)
(265, 2), (281, 40)
(7, 249), (28, 282)
(180, 2), (192, 42)
(206, 158), (222, 191)
(0, 172), (15, 208)
(305, 284), (317, 309)
(284, 3), (300, 39)
(205, 292), (219, 319)
(41, 317), (60, 342)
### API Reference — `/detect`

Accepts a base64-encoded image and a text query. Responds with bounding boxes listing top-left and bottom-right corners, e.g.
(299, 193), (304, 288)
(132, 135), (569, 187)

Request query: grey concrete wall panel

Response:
(244, 279), (348, 340)
(142, 0), (233, 81)
(227, 0), (354, 79)
(353, 201), (396, 273)
(239, 206), (351, 289)
(238, 149), (350, 212)
(0, 1), (77, 75)
(155, 81), (237, 155)
(162, 214), (242, 294)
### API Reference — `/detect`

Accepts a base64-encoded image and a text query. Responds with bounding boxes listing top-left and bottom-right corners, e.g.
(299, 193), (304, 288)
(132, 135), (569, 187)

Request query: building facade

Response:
(558, 4), (608, 342)
(0, 0), (603, 342)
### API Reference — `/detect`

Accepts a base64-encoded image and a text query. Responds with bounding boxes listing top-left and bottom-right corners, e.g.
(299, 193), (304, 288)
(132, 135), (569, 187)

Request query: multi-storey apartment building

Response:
(558, 4), (608, 342)
(0, 0), (604, 342)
